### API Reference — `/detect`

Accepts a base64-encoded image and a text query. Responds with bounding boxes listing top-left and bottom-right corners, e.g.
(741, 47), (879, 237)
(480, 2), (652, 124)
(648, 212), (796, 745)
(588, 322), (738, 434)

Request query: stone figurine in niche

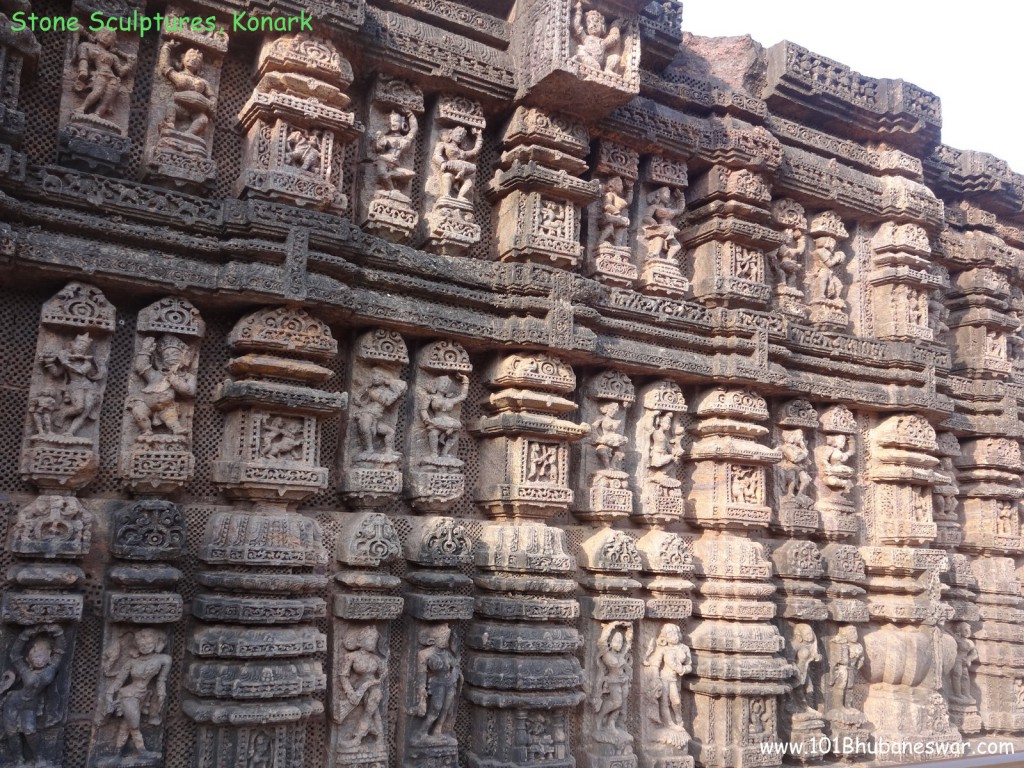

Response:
(643, 623), (692, 747)
(157, 42), (215, 141)
(247, 732), (273, 768)
(408, 624), (461, 745)
(641, 186), (686, 262)
(821, 434), (854, 495)
(419, 373), (469, 465)
(827, 626), (863, 715)
(37, 332), (105, 438)
(769, 205), (806, 292)
(372, 110), (419, 200)
(811, 235), (844, 304)
(99, 628), (172, 761)
(591, 622), (633, 743)
(286, 128), (324, 172)
(335, 625), (386, 749)
(430, 125), (483, 202)
(598, 176), (631, 247)
(572, 1), (624, 75)
(73, 28), (134, 122)
(789, 623), (822, 713)
(126, 334), (197, 441)
(352, 367), (408, 464)
(0, 625), (67, 767)
(779, 429), (812, 503)
(949, 622), (978, 706)
(259, 416), (303, 460)
(592, 401), (628, 473)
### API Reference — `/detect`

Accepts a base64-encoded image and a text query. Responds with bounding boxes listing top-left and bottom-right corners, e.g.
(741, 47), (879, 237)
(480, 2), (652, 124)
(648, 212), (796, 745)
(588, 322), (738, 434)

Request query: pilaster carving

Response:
(638, 156), (690, 298)
(575, 370), (635, 523)
(587, 140), (639, 286)
(491, 107), (597, 268)
(236, 32), (362, 210)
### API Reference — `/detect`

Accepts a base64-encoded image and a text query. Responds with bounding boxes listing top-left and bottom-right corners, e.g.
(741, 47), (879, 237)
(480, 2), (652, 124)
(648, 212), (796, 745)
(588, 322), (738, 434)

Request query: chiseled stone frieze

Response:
(2, 1), (1024, 766)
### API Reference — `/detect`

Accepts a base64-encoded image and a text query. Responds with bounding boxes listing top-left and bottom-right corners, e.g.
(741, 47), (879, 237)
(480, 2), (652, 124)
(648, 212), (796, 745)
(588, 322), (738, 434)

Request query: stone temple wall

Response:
(0, 1), (1022, 767)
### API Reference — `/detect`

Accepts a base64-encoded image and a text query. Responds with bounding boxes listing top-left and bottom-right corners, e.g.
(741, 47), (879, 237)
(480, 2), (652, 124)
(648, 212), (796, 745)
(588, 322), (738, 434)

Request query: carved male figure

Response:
(126, 335), (196, 439)
(74, 28), (134, 119)
(0, 625), (67, 766)
(352, 367), (407, 461)
(409, 624), (461, 745)
(101, 628), (172, 760)
(41, 332), (105, 437)
(572, 1), (623, 74)
(260, 416), (304, 460)
(372, 110), (418, 198)
(431, 125), (483, 201)
(158, 42), (215, 139)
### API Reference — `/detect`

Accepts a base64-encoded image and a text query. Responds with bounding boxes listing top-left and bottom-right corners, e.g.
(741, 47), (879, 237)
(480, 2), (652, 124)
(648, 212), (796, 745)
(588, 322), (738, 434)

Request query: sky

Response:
(683, 1), (1024, 174)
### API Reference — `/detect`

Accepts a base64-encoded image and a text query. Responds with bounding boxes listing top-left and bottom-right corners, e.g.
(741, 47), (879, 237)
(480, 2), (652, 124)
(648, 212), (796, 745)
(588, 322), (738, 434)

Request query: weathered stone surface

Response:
(0, 2), (1022, 766)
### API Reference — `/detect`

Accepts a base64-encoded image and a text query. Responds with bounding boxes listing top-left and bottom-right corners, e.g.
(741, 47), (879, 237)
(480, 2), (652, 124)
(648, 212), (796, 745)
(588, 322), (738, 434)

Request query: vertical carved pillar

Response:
(686, 388), (789, 768)
(490, 106), (597, 268)
(4, 282), (114, 767)
(142, 9), (228, 190)
(466, 351), (589, 768)
(766, 199), (808, 321)
(358, 76), (424, 243)
(421, 96), (486, 255)
(956, 437), (1024, 734)
(87, 500), (186, 768)
(586, 140), (639, 286)
(118, 297), (204, 493)
(685, 167), (777, 309)
(236, 32), (362, 211)
(331, 512), (403, 768)
(406, 340), (472, 513)
(634, 529), (695, 768)
(946, 253), (1016, 379)
(0, 0), (40, 145)
(575, 370), (635, 523)
(860, 413), (960, 757)
(637, 157), (690, 298)
(341, 328), (409, 511)
(578, 529), (643, 768)
(398, 518), (475, 768)
(806, 212), (850, 331)
(57, 0), (141, 171)
(186, 307), (344, 767)
(869, 223), (947, 342)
